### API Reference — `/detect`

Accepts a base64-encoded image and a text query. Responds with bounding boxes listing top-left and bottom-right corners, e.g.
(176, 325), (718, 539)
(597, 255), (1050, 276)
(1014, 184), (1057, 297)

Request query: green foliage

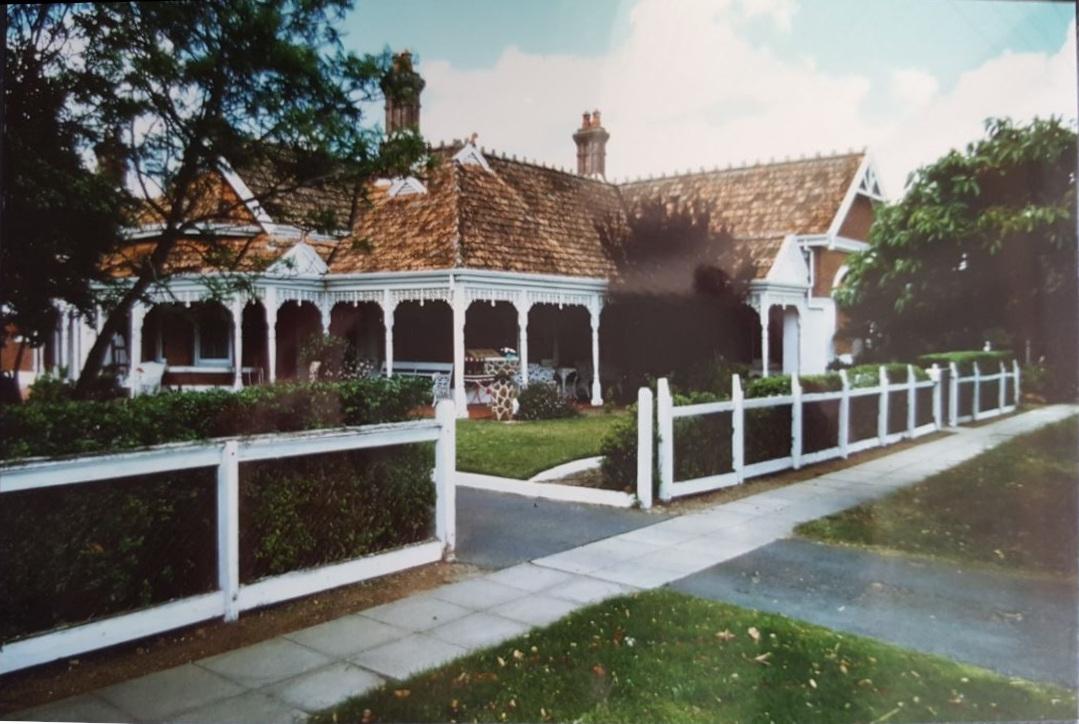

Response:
(599, 403), (654, 494)
(918, 350), (1014, 375)
(746, 375), (791, 398)
(674, 356), (749, 398)
(241, 446), (434, 579)
(0, 377), (430, 460)
(1021, 362), (1051, 398)
(516, 383), (579, 421)
(0, 378), (437, 640)
(2, 6), (127, 349)
(837, 117), (1076, 397)
(799, 373), (843, 393)
(298, 333), (350, 380)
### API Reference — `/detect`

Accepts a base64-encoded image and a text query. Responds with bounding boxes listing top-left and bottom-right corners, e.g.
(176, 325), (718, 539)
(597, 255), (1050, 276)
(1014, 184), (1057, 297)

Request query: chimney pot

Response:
(572, 108), (609, 178)
(381, 50), (425, 135)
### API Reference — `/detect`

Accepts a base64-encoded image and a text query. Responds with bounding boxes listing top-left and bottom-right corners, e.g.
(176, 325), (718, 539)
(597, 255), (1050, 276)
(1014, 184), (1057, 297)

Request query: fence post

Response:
(434, 400), (457, 558)
(791, 375), (803, 469)
(657, 378), (674, 502)
(998, 361), (1007, 412)
(636, 387), (654, 510)
(930, 363), (943, 430)
(732, 374), (745, 482)
(217, 440), (240, 622)
(877, 366), (889, 446)
(1013, 359), (1022, 406)
(906, 364), (916, 438)
(972, 362), (981, 422)
(948, 362), (959, 427)
(838, 369), (850, 458)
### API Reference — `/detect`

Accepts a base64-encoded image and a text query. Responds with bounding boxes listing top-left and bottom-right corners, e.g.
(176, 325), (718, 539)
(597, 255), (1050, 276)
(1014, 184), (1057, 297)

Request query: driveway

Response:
(455, 487), (668, 569)
(671, 537), (1078, 687)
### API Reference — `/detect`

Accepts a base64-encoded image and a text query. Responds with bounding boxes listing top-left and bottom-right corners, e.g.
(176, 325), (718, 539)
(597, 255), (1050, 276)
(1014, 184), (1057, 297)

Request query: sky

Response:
(342, 0), (1076, 196)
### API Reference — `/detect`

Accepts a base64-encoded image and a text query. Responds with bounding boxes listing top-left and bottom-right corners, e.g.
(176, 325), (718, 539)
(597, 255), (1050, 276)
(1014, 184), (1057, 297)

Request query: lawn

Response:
(313, 589), (1076, 723)
(456, 411), (627, 479)
(797, 416), (1079, 577)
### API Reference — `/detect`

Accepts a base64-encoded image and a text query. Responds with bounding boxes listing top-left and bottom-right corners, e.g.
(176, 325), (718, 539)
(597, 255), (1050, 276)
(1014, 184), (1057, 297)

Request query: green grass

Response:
(313, 589), (1075, 723)
(797, 416), (1079, 577)
(456, 412), (627, 480)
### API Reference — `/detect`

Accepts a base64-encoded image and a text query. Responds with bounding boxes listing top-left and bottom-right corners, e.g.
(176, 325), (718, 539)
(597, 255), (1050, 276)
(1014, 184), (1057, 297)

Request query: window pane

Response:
(199, 308), (230, 360)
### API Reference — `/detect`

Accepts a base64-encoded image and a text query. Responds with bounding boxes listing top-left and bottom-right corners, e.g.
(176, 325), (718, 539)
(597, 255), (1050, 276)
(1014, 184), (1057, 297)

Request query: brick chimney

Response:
(94, 127), (127, 188)
(573, 109), (609, 178)
(380, 50), (425, 134)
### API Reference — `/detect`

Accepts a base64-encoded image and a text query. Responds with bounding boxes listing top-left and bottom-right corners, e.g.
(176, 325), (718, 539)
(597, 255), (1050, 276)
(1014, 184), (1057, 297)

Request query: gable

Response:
(765, 236), (810, 286)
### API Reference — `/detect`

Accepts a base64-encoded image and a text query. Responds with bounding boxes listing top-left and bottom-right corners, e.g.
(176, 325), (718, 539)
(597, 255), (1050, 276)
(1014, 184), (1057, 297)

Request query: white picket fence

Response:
(0, 401), (457, 675)
(948, 360), (1020, 426)
(641, 362), (1020, 505)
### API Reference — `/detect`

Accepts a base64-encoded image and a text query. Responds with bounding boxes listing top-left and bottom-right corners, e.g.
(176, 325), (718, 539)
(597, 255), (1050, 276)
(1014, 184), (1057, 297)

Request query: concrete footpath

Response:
(18, 404), (1077, 723)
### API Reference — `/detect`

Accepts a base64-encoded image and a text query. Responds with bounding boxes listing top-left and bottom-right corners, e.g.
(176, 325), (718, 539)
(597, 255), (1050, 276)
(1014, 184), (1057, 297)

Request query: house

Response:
(27, 52), (884, 413)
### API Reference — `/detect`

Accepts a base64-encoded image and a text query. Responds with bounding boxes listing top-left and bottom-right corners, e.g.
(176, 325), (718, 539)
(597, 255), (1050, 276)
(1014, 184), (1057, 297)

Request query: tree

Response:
(4, 2), (426, 395)
(837, 117), (1077, 396)
(598, 198), (758, 396)
(1, 6), (127, 370)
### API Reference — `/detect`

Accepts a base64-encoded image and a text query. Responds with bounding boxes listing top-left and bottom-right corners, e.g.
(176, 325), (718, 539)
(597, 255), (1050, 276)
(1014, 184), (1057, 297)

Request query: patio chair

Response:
(127, 360), (166, 396)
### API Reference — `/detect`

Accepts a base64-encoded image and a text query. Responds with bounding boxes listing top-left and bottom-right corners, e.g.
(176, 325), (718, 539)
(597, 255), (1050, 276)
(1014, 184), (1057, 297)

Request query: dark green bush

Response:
(0, 377), (431, 461)
(516, 382), (579, 421)
(746, 375), (791, 398)
(918, 350), (1014, 375)
(599, 403), (650, 493)
(799, 373), (843, 393)
(0, 377), (435, 641)
(1, 469), (216, 641)
(241, 445), (435, 580)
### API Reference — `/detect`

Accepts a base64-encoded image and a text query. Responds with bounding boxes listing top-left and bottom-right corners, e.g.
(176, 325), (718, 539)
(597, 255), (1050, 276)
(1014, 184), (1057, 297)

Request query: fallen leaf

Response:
(753, 652), (772, 665)
(592, 664), (607, 678)
(715, 629), (736, 641)
(497, 656), (507, 667)
(809, 678), (817, 689)
(360, 709), (375, 724)
(747, 627), (761, 642)
(393, 689), (411, 699)
(512, 649), (525, 660)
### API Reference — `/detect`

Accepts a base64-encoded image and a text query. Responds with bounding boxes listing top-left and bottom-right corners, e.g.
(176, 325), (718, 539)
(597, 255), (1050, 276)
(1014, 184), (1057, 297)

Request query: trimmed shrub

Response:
(0, 377), (435, 642)
(516, 382), (579, 421)
(918, 350), (1014, 375)
(599, 403), (650, 493)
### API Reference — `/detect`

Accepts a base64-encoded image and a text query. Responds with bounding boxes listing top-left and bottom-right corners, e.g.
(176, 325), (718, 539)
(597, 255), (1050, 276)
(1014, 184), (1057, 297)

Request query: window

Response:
(195, 306), (232, 365)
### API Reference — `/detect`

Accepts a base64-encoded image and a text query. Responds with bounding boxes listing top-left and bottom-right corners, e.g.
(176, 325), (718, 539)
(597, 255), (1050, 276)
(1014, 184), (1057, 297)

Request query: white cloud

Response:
(418, 0), (1076, 198)
(890, 68), (939, 110)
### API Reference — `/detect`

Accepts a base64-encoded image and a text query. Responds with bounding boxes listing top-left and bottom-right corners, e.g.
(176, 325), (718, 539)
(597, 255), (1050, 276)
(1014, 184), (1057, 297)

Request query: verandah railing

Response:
(0, 401), (457, 675)
(646, 362), (1020, 504)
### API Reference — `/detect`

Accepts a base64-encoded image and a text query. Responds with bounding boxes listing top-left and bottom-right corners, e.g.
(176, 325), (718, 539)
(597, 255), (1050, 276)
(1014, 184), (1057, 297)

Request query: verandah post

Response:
(930, 363), (943, 430)
(732, 374), (745, 481)
(217, 440), (240, 622)
(998, 361), (1007, 412)
(434, 400), (457, 558)
(838, 369), (850, 458)
(656, 378), (674, 502)
(877, 366), (889, 446)
(948, 362), (960, 427)
(906, 364), (916, 438)
(972, 362), (981, 422)
(636, 387), (654, 509)
(791, 375), (802, 469)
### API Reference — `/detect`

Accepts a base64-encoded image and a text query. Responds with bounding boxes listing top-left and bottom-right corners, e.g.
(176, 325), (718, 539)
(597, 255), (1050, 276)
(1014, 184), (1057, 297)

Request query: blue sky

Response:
(342, 0), (1075, 194)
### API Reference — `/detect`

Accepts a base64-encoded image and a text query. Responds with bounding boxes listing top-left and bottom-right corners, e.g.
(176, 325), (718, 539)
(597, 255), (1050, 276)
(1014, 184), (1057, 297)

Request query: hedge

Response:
(0, 378), (434, 642)
(918, 350), (1014, 375)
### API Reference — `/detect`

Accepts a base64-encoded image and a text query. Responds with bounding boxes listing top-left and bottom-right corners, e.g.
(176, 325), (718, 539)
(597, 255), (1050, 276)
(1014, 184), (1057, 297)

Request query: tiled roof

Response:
(114, 147), (865, 282)
(239, 158), (357, 233)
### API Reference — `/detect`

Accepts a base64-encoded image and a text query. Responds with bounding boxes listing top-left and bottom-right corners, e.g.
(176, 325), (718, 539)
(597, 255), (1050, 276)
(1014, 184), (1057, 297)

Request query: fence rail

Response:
(0, 401), (457, 675)
(649, 362), (1019, 503)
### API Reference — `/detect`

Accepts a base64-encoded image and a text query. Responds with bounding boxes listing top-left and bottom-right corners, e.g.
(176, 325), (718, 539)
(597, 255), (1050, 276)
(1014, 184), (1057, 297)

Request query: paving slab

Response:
(480, 562), (577, 592)
(587, 562), (683, 588)
(16, 693), (131, 723)
(360, 595), (473, 632)
(350, 633), (467, 680)
(97, 662), (245, 720)
(429, 577), (530, 610)
(490, 594), (584, 627)
(283, 614), (411, 659)
(428, 611), (532, 649)
(198, 637), (331, 689)
(263, 662), (384, 713)
(174, 690), (305, 723)
(531, 545), (628, 575)
(543, 574), (639, 604)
